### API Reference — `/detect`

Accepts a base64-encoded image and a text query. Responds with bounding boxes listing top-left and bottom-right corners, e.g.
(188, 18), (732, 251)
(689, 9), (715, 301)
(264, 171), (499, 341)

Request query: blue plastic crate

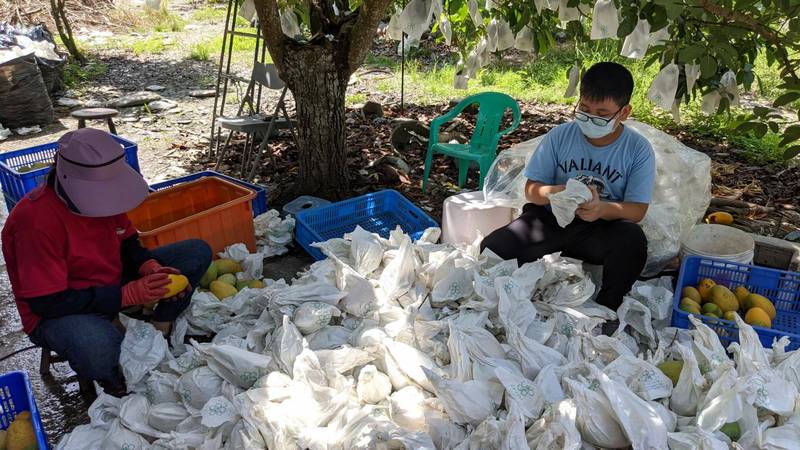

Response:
(0, 135), (140, 211)
(671, 256), (800, 351)
(0, 371), (49, 450)
(150, 170), (267, 217)
(296, 189), (439, 260)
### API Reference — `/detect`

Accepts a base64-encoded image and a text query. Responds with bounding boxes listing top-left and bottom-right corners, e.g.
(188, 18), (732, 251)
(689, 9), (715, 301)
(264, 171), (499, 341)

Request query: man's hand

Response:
(576, 186), (605, 222)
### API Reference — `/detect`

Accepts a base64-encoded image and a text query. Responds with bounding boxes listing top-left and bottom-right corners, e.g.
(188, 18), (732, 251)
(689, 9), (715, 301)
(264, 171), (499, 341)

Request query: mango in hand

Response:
(162, 274), (190, 298)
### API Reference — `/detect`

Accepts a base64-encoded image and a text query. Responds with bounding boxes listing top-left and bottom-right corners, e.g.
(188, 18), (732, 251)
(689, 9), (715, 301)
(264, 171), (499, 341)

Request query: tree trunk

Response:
(281, 42), (350, 197)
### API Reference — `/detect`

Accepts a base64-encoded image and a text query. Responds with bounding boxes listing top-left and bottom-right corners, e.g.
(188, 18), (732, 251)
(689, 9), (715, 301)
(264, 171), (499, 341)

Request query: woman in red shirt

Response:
(2, 128), (212, 395)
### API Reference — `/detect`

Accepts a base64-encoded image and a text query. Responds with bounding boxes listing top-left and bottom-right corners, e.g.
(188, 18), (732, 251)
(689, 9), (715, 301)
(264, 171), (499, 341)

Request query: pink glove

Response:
(139, 259), (181, 277)
(122, 273), (171, 307)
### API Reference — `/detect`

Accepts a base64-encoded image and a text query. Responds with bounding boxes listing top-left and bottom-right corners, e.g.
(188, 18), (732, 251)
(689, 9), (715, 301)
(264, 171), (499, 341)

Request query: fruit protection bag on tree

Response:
(590, 0), (619, 39)
(483, 120), (711, 276)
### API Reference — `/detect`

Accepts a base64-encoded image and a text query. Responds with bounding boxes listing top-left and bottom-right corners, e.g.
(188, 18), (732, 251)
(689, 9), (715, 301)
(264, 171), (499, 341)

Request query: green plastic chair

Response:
(422, 92), (521, 192)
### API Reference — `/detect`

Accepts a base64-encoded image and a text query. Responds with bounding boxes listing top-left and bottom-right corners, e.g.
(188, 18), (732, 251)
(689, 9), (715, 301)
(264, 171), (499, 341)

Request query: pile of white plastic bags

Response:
(56, 225), (800, 450)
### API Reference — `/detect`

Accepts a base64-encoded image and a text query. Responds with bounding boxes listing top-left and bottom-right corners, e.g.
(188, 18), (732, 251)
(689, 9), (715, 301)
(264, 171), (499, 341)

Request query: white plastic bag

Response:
(200, 395), (238, 428)
(148, 402), (190, 433)
(594, 366), (669, 449)
(591, 0), (619, 39)
(348, 226), (384, 276)
(423, 367), (498, 426)
(307, 326), (351, 350)
(384, 339), (444, 392)
(564, 62), (580, 97)
(616, 296), (657, 348)
(604, 355), (673, 401)
(280, 9), (302, 39)
(391, 385), (430, 431)
(316, 346), (374, 374)
(548, 178), (593, 227)
(271, 314), (304, 374)
(467, 0), (482, 27)
(620, 19), (651, 59)
(357, 364), (392, 404)
(670, 341), (707, 416)
(668, 428), (729, 450)
(565, 377), (629, 448)
(486, 19), (514, 52)
(87, 386), (122, 429)
(685, 63), (701, 93)
(55, 424), (106, 450)
(648, 63), (680, 110)
(379, 237), (417, 301)
(119, 316), (169, 388)
(294, 301), (341, 335)
(101, 419), (149, 450)
(119, 394), (167, 439)
(514, 26), (534, 52)
(194, 342), (272, 389)
(720, 70), (740, 107)
(525, 399), (582, 450)
(177, 366), (225, 413)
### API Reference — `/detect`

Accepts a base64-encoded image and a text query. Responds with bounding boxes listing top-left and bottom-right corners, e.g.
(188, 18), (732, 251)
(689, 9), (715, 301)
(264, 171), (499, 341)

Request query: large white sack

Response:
(482, 120), (712, 276)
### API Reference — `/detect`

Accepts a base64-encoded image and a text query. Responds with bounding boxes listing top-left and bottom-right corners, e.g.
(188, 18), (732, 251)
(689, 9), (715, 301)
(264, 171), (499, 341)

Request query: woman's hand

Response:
(121, 273), (171, 307)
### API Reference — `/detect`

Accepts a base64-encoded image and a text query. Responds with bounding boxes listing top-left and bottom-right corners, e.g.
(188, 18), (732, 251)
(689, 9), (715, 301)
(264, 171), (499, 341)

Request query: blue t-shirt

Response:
(524, 121), (656, 203)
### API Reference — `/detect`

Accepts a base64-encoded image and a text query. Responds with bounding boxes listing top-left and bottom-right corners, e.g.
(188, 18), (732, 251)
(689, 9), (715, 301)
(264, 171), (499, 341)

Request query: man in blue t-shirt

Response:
(482, 62), (655, 310)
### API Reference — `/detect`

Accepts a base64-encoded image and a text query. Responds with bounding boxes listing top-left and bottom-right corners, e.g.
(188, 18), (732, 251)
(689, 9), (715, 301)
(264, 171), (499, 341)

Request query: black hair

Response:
(579, 62), (634, 107)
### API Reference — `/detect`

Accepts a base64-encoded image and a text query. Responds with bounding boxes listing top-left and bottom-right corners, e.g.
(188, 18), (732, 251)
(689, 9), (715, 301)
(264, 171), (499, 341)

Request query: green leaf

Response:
(737, 121), (761, 133)
(699, 55), (718, 79)
(784, 145), (800, 160)
(617, 16), (637, 38)
(774, 92), (800, 107)
(779, 124), (800, 147)
(678, 44), (704, 64)
(768, 121), (780, 133)
(753, 106), (772, 117)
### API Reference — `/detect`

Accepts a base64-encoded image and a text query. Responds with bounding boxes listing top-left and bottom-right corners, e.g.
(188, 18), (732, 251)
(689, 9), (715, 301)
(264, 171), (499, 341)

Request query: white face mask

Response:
(574, 108), (622, 139)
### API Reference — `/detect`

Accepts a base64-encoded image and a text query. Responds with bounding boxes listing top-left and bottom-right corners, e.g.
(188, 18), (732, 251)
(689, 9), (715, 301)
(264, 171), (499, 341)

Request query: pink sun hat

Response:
(54, 128), (148, 217)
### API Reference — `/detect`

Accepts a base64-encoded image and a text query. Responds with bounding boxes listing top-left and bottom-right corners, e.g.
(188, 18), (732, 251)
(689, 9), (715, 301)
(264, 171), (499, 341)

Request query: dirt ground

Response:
(1, 0), (799, 445)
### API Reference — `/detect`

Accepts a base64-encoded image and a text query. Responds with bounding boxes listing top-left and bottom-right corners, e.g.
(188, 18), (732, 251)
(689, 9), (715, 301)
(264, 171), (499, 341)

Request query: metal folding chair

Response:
(215, 62), (298, 180)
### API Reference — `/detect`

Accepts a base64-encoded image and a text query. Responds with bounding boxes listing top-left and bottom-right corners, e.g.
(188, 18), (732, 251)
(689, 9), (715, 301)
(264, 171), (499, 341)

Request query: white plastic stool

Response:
(441, 191), (515, 245)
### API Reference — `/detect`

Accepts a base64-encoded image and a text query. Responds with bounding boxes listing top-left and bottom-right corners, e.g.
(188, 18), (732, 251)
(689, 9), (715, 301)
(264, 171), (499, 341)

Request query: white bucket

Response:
(680, 224), (755, 264)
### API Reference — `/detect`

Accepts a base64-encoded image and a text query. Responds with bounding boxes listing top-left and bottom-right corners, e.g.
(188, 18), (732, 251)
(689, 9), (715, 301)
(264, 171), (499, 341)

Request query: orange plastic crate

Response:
(129, 177), (256, 255)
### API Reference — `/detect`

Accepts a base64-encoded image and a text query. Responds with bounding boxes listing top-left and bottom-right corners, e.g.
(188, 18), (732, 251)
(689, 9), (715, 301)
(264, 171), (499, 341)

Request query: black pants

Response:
(480, 204), (647, 310)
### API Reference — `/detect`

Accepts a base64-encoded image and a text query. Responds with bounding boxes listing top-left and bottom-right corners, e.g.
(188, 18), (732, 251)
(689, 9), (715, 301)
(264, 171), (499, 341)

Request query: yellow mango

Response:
(213, 258), (242, 275)
(681, 286), (702, 304)
(199, 263), (217, 289)
(210, 280), (238, 300)
(744, 307), (771, 328)
(657, 361), (683, 387)
(162, 274), (189, 298)
(747, 294), (776, 320)
(710, 285), (739, 313)
(217, 273), (237, 286)
(734, 286), (750, 308)
(697, 278), (716, 301)
(7, 411), (37, 450)
(705, 211), (734, 225)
